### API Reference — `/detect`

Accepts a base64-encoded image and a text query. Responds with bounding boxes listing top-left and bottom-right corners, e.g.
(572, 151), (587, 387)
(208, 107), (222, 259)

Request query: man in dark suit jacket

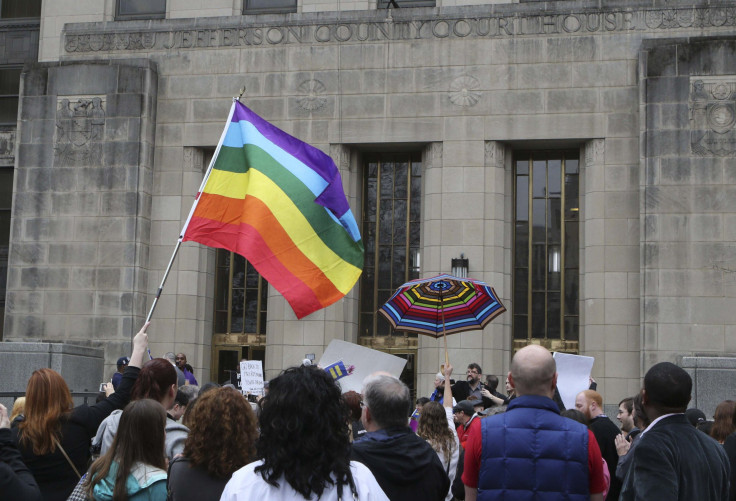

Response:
(620, 362), (730, 501)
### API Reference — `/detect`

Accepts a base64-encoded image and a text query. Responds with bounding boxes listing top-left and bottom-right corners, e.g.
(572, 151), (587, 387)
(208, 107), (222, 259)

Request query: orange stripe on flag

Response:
(189, 192), (344, 310)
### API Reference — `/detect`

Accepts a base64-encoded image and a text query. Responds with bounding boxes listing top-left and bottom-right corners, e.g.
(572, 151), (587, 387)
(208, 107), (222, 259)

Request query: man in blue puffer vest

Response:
(462, 345), (606, 501)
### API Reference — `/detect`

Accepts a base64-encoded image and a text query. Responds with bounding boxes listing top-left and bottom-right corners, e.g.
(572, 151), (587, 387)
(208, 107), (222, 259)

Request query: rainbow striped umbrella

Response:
(378, 274), (506, 350)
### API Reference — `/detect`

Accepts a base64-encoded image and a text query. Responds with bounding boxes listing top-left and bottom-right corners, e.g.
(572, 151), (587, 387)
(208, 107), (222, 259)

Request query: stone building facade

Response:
(2, 0), (736, 414)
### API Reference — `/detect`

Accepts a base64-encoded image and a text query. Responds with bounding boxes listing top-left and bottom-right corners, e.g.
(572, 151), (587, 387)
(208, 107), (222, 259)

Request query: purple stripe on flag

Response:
(233, 102), (350, 217)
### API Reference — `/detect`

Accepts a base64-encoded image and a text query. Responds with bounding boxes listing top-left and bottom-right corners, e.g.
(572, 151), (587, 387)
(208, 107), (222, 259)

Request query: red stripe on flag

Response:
(183, 195), (347, 318)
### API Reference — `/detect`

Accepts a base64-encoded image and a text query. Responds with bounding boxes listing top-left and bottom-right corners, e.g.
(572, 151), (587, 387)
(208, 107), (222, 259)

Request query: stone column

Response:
(4, 60), (157, 385)
(640, 38), (736, 376)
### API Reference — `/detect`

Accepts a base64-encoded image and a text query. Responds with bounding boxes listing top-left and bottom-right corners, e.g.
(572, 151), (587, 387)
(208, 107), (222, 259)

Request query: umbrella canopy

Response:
(378, 274), (506, 338)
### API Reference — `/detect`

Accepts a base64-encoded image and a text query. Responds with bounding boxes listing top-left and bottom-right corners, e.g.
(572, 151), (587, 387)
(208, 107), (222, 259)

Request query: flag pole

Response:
(145, 98), (239, 323)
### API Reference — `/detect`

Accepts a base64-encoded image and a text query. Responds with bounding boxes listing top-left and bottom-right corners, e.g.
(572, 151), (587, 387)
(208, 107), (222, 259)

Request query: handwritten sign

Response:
(240, 360), (264, 396)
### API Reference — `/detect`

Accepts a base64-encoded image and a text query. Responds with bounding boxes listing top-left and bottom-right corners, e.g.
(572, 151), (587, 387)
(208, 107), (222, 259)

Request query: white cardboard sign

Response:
(240, 360), (264, 396)
(553, 352), (595, 410)
(318, 339), (408, 394)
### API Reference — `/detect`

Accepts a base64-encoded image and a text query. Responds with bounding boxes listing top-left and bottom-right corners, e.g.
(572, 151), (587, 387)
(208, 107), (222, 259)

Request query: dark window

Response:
(359, 152), (422, 339)
(0, 0), (41, 18)
(0, 68), (21, 126)
(243, 0), (297, 14)
(0, 167), (12, 340)
(214, 250), (268, 336)
(116, 0), (166, 20)
(513, 151), (579, 352)
(377, 0), (435, 8)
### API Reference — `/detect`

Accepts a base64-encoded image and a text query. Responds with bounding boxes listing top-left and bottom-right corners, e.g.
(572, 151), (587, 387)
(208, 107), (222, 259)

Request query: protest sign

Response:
(553, 352), (594, 410)
(318, 339), (407, 393)
(240, 360), (264, 396)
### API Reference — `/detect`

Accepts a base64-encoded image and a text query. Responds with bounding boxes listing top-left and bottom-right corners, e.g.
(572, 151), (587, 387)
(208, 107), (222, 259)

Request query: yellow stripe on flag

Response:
(203, 168), (361, 294)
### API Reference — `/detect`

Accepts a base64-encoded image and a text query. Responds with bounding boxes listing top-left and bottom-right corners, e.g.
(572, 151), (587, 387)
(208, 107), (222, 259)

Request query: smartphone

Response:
(99, 383), (106, 392)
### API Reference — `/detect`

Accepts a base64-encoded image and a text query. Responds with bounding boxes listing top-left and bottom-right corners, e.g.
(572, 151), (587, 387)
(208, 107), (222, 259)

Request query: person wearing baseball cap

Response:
(111, 356), (129, 390)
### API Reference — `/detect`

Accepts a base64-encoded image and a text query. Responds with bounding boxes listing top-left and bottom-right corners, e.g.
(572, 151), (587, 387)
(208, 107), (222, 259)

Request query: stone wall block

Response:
(48, 243), (97, 265)
(50, 192), (99, 216)
(100, 192), (138, 216)
(48, 64), (119, 96)
(19, 96), (57, 121)
(70, 268), (96, 290)
(19, 267), (69, 289)
(103, 142), (141, 167)
(24, 217), (74, 240)
(645, 75), (688, 104)
(645, 43), (678, 78)
(10, 242), (47, 265)
(20, 67), (49, 97)
(106, 94), (143, 118)
(546, 89), (597, 113)
(17, 142), (54, 168)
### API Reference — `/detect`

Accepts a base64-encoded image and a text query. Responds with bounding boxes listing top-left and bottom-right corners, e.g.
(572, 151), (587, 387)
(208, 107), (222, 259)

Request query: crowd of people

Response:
(1, 323), (735, 501)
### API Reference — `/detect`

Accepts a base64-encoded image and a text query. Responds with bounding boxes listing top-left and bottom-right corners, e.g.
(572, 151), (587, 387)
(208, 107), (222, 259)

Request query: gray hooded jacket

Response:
(93, 409), (189, 460)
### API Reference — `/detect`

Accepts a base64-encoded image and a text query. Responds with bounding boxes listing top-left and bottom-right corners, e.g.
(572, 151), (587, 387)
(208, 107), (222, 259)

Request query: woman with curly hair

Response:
(711, 400), (736, 444)
(417, 364), (458, 501)
(11, 324), (149, 501)
(83, 399), (168, 500)
(220, 365), (388, 500)
(167, 387), (258, 501)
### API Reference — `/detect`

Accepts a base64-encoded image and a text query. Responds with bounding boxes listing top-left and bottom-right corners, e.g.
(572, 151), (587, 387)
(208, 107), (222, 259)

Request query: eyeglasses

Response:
(467, 370), (480, 375)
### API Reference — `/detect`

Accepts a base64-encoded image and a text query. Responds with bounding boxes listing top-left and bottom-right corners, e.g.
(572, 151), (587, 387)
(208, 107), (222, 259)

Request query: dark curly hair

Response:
(255, 365), (354, 499)
(183, 387), (257, 478)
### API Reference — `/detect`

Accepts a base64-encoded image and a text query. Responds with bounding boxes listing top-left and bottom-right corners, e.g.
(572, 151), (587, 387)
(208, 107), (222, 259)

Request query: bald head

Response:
(509, 345), (557, 397)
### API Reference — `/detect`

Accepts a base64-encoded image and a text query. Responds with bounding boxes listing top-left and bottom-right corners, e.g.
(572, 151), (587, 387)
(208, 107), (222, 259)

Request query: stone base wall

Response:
(0, 342), (103, 408)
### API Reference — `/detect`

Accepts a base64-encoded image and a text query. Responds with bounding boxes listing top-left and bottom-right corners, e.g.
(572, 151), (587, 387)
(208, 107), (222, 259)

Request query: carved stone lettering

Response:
(62, 7), (736, 53)
(690, 77), (736, 157)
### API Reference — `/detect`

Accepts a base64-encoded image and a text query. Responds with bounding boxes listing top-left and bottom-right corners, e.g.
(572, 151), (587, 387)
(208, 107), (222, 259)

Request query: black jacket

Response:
(589, 415), (623, 500)
(723, 432), (736, 501)
(620, 414), (730, 501)
(0, 427), (42, 501)
(351, 426), (449, 501)
(452, 381), (492, 408)
(11, 366), (140, 501)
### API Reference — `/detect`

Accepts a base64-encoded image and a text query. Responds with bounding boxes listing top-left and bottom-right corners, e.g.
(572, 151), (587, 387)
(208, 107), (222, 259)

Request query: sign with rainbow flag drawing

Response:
(319, 340), (407, 393)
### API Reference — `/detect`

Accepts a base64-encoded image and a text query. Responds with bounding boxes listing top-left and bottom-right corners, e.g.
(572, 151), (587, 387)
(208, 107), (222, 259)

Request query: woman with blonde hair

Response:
(9, 397), (25, 428)
(417, 364), (459, 501)
(710, 400), (736, 444)
(11, 324), (149, 501)
(168, 387), (258, 501)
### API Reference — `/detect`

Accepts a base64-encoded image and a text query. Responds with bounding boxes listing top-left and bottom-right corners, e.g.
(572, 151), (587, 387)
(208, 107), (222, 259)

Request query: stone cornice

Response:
(62, 4), (736, 53)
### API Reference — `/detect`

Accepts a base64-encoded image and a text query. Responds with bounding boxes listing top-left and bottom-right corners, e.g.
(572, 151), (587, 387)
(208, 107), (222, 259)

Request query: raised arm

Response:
(127, 322), (150, 369)
(443, 363), (453, 408)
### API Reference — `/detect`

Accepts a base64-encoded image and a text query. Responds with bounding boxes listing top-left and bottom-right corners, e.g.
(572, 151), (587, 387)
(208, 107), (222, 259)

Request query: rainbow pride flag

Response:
(182, 100), (363, 319)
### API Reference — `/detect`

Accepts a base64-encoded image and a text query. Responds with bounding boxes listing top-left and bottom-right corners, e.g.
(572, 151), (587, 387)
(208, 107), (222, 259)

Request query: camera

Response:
(246, 394), (259, 403)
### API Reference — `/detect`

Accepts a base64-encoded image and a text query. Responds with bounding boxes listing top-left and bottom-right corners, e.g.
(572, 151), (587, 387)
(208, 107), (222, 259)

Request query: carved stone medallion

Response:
(690, 77), (736, 156)
(449, 75), (481, 107)
(296, 79), (327, 111)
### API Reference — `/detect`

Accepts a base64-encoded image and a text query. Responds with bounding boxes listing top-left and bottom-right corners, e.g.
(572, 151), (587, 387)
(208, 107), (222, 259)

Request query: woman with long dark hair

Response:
(220, 365), (387, 500)
(11, 323), (149, 501)
(83, 399), (168, 500)
(417, 364), (458, 501)
(711, 400), (736, 444)
(167, 386), (258, 501)
(93, 357), (188, 460)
